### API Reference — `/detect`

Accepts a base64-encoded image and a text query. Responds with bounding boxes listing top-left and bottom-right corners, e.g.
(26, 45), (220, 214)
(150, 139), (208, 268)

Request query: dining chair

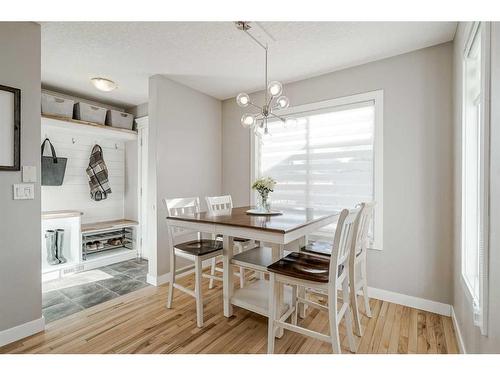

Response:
(266, 208), (360, 354)
(163, 196), (223, 328)
(301, 202), (375, 336)
(205, 194), (256, 289)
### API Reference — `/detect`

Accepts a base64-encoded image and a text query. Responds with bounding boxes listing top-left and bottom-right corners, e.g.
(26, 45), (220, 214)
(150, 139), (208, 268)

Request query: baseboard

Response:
(368, 287), (452, 317)
(451, 306), (467, 353)
(0, 317), (45, 348)
(146, 272), (170, 286)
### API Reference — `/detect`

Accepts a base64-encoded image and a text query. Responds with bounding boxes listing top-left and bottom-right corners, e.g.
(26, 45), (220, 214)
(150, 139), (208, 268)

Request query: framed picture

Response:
(0, 84), (21, 171)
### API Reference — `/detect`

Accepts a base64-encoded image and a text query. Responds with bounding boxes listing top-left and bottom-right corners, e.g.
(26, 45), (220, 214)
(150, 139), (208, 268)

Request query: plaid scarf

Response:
(86, 145), (112, 201)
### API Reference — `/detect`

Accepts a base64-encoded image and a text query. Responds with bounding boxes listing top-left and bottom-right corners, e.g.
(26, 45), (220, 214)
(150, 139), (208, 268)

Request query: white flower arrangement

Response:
(252, 176), (276, 196)
(252, 177), (276, 212)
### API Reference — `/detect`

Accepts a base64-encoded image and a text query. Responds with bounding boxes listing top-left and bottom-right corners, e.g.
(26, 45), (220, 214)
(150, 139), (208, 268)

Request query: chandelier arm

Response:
(248, 101), (263, 111)
(268, 112), (286, 123)
(267, 93), (275, 108)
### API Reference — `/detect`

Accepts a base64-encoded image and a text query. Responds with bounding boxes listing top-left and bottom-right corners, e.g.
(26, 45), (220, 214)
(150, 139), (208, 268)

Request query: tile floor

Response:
(42, 258), (149, 323)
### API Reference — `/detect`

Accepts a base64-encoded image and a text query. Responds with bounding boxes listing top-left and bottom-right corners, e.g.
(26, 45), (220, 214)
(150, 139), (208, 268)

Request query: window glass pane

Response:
(258, 103), (375, 240)
(462, 26), (481, 301)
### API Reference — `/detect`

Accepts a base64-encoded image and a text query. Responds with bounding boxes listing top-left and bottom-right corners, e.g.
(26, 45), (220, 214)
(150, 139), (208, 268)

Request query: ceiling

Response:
(41, 22), (457, 107)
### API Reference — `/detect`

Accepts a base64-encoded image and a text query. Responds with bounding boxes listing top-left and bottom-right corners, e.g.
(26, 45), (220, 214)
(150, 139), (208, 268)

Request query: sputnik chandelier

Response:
(235, 21), (295, 136)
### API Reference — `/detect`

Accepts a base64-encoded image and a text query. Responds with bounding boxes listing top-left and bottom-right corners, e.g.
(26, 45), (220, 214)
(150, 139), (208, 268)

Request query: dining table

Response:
(165, 205), (339, 331)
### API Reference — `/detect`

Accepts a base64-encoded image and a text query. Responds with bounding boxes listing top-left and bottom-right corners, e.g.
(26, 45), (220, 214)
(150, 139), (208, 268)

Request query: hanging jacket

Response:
(86, 144), (112, 201)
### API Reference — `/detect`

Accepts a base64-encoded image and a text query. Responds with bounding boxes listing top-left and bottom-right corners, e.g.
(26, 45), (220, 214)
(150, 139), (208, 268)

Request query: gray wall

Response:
(222, 43), (454, 304)
(149, 75), (221, 276)
(452, 22), (500, 353)
(0, 23), (42, 331)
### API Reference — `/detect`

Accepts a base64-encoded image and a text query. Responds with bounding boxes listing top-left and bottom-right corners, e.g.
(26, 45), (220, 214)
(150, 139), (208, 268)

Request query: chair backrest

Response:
(205, 195), (233, 215)
(329, 208), (361, 283)
(163, 196), (201, 241)
(352, 201), (376, 259)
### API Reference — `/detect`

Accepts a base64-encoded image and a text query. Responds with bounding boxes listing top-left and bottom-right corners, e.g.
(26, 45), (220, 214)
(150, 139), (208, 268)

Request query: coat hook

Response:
(72, 138), (76, 144)
(115, 143), (118, 150)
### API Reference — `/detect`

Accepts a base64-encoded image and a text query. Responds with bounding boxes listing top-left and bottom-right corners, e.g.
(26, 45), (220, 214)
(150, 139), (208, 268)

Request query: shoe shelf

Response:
(81, 221), (138, 261)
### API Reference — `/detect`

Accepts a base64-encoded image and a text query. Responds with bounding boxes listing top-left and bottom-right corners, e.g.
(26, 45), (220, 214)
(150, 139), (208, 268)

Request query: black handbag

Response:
(41, 138), (67, 186)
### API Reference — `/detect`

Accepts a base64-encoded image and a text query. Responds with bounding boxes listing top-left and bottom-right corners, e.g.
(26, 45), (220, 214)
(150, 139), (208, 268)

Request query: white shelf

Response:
(231, 279), (292, 317)
(84, 247), (135, 262)
(42, 115), (137, 141)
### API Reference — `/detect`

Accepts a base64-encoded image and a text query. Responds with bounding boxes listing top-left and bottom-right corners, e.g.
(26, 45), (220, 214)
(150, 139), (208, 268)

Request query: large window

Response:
(461, 22), (489, 335)
(253, 91), (383, 249)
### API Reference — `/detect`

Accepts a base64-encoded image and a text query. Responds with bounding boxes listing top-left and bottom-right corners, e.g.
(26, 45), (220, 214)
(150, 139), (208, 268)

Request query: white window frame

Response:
(461, 21), (490, 336)
(251, 90), (384, 250)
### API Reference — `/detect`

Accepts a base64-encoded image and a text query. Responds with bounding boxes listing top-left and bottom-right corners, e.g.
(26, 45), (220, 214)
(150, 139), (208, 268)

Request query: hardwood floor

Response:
(0, 269), (459, 354)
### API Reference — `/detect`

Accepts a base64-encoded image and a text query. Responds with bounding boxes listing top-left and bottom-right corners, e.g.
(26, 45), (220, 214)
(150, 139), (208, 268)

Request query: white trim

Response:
(460, 21), (490, 336)
(146, 272), (170, 286)
(0, 317), (45, 347)
(368, 287), (451, 317)
(451, 306), (467, 354)
(250, 90), (384, 250)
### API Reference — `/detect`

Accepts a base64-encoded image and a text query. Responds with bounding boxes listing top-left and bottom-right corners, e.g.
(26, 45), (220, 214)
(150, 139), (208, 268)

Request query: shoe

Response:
(55, 229), (67, 263)
(108, 238), (123, 246)
(86, 242), (97, 251)
(45, 230), (60, 265)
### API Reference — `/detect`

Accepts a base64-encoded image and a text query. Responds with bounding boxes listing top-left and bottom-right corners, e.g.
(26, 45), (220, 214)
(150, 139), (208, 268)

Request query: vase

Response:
(257, 193), (271, 212)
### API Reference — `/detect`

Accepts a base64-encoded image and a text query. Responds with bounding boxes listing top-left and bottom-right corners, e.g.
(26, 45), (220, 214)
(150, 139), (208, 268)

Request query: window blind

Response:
(257, 101), (375, 240)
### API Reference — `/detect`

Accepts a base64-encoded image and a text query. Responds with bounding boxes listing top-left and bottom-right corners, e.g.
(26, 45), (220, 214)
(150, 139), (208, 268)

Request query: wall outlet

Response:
(13, 184), (35, 200)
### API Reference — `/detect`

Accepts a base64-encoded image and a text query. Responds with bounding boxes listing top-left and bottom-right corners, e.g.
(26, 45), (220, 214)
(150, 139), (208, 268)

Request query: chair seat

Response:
(267, 252), (331, 283)
(302, 240), (363, 257)
(175, 239), (223, 256)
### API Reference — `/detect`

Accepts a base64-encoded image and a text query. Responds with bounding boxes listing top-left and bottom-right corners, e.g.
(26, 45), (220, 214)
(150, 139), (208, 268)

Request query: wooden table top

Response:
(166, 206), (339, 234)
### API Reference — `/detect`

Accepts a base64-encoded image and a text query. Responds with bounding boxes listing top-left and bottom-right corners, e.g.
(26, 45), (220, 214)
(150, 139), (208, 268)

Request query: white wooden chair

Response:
(163, 196), (223, 328)
(348, 202), (375, 335)
(205, 195), (256, 289)
(266, 208), (360, 354)
(301, 202), (375, 336)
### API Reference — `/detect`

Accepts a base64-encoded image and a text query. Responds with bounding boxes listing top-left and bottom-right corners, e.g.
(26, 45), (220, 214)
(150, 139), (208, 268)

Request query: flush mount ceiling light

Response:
(235, 21), (293, 136)
(90, 77), (117, 92)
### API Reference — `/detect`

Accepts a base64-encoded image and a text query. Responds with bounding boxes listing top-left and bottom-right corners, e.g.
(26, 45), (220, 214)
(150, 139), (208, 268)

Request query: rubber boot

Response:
(45, 230), (60, 265)
(55, 229), (67, 264)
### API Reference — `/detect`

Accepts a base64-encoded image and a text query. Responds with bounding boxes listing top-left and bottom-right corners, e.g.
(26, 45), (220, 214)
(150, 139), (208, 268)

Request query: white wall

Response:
(41, 128), (127, 224)
(452, 22), (500, 353)
(0, 23), (42, 335)
(223, 43), (454, 304)
(149, 75), (221, 277)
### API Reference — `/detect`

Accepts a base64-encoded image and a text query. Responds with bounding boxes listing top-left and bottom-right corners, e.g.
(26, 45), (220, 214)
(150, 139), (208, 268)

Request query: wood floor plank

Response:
(378, 303), (396, 353)
(433, 314), (448, 354)
(397, 306), (410, 353)
(417, 311), (429, 353)
(408, 308), (419, 354)
(387, 304), (404, 353)
(0, 271), (458, 354)
(442, 316), (459, 354)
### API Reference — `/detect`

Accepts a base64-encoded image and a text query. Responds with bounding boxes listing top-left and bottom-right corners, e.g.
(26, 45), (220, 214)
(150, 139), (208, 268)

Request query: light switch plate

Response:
(22, 166), (37, 182)
(13, 184), (35, 200)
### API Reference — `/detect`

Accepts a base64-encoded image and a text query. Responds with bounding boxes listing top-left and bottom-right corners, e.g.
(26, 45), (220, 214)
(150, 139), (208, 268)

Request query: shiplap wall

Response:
(41, 127), (126, 224)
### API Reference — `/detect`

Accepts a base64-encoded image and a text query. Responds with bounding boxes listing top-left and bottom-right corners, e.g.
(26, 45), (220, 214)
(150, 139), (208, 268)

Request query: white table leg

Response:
(270, 242), (285, 338)
(223, 235), (234, 317)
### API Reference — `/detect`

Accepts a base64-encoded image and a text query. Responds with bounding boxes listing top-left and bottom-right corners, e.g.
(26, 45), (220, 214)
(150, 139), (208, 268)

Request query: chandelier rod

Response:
(241, 25), (269, 105)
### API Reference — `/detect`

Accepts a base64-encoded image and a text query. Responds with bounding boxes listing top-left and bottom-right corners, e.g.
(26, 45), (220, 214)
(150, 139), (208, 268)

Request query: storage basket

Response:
(41, 93), (74, 118)
(74, 102), (107, 125)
